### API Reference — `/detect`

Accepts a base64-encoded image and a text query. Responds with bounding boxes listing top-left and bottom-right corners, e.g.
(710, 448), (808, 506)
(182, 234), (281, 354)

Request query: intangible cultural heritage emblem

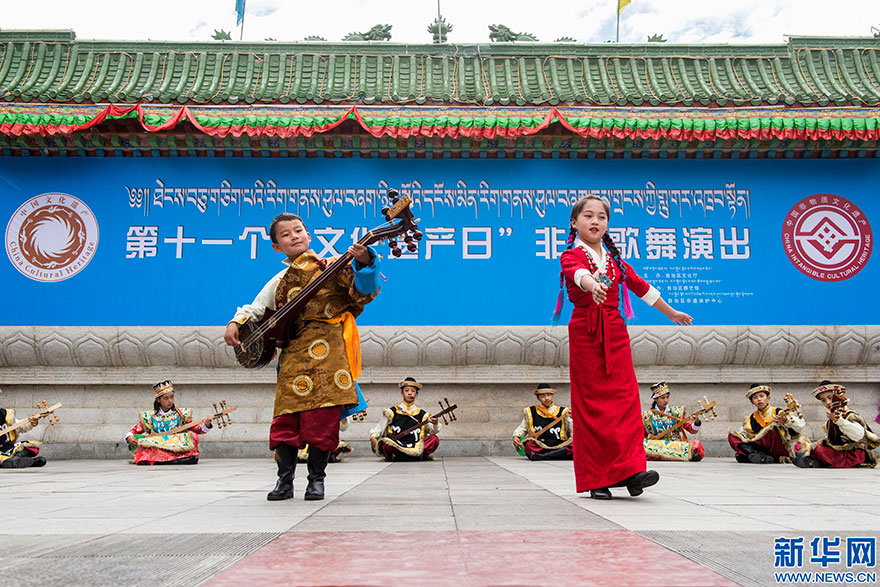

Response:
(781, 194), (872, 282)
(5, 193), (99, 282)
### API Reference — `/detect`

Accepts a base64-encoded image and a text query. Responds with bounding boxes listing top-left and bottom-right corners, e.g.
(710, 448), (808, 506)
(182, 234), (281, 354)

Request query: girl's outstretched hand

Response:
(590, 281), (608, 305)
(669, 310), (693, 325)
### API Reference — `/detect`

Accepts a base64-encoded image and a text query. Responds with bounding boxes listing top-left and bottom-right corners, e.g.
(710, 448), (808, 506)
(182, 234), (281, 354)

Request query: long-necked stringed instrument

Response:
(0, 401), (61, 439)
(235, 189), (421, 368)
(647, 396), (717, 441)
(387, 399), (457, 442)
(516, 411), (567, 456)
(778, 392), (804, 422)
(142, 401), (236, 438)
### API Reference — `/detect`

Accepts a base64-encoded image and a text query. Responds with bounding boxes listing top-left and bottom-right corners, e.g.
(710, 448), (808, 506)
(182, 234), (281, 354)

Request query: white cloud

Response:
(0, 0), (878, 43)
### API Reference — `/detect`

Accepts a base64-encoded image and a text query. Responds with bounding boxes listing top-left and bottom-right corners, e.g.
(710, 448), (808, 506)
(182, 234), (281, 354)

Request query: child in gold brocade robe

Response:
(225, 213), (380, 502)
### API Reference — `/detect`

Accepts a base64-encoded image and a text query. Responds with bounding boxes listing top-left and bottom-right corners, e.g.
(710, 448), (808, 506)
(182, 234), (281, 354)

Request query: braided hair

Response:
(551, 195), (632, 325)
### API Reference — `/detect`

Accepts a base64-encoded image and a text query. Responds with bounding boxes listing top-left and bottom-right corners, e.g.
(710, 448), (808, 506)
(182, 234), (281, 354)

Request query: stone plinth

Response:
(1, 325), (877, 459)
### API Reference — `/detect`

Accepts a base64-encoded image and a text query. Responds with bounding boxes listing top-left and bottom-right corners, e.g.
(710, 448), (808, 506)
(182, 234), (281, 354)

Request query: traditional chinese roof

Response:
(1, 30), (880, 156)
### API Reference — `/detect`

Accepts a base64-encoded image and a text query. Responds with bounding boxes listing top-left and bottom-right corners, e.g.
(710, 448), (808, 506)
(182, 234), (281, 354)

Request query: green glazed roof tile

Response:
(2, 30), (880, 107)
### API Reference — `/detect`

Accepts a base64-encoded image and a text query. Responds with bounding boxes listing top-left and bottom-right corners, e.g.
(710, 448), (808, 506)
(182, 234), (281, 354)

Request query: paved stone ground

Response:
(0, 457), (877, 586)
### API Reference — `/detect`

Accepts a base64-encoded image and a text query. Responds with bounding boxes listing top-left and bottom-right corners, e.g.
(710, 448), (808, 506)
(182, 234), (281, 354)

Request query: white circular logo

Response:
(5, 193), (99, 282)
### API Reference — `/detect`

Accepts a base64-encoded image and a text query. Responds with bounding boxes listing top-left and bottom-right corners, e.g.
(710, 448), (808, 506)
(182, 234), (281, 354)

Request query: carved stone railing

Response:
(1, 325), (877, 459)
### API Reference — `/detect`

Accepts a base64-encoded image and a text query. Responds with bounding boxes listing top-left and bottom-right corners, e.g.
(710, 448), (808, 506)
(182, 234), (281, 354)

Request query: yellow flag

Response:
(618, 0), (631, 14)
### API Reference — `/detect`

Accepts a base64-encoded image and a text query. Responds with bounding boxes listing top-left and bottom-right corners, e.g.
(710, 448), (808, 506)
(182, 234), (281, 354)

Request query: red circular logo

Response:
(781, 194), (872, 282)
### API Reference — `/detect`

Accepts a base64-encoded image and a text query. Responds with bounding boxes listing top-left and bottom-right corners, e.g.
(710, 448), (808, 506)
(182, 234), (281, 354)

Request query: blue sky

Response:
(1, 0), (879, 44)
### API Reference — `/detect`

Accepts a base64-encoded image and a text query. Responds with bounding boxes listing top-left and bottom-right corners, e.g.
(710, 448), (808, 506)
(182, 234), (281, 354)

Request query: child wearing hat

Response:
(370, 377), (441, 461)
(512, 383), (573, 460)
(728, 384), (808, 464)
(124, 380), (213, 465)
(642, 381), (704, 462)
(0, 387), (46, 468)
(793, 381), (879, 468)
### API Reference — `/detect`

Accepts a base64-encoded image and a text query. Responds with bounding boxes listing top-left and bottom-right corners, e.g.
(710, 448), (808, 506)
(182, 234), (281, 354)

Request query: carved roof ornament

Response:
(343, 24), (392, 41)
(555, 36), (577, 42)
(488, 24), (538, 42)
(428, 15), (453, 44)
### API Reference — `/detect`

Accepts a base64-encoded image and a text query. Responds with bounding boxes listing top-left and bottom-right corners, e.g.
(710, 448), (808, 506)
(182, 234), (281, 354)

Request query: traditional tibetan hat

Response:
(398, 377), (422, 391)
(746, 383), (771, 400)
(153, 380), (174, 399)
(650, 381), (670, 399)
(813, 380), (845, 399)
(534, 383), (556, 395)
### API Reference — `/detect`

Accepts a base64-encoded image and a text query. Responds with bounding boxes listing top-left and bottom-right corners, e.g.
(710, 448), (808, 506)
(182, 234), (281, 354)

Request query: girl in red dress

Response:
(556, 195), (693, 499)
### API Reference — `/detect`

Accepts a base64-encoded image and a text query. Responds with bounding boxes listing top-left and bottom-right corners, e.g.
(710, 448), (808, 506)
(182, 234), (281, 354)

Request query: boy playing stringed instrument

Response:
(370, 377), (442, 461)
(225, 212), (382, 501)
(728, 384), (809, 464)
(124, 380), (213, 465)
(793, 381), (879, 468)
(512, 383), (573, 460)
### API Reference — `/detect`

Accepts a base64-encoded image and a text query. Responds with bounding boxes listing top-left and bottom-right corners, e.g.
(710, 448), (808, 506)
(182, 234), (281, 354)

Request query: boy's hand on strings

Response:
(590, 281), (608, 305)
(28, 415), (40, 427)
(224, 322), (241, 346)
(349, 243), (371, 265)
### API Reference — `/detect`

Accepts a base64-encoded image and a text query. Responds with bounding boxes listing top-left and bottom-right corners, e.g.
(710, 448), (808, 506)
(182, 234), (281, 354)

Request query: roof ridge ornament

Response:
(488, 24), (538, 43)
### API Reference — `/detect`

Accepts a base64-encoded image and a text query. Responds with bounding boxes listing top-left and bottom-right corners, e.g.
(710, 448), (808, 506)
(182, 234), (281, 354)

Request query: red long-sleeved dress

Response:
(561, 245), (654, 492)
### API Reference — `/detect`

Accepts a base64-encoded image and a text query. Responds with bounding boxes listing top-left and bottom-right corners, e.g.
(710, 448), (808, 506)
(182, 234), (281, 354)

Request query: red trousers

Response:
(269, 406), (341, 452)
(811, 445), (867, 468)
(381, 434), (439, 461)
(728, 430), (797, 459)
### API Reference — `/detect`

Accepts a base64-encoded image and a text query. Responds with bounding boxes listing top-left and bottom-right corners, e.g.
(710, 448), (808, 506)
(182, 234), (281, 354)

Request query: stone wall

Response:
(1, 325), (878, 460)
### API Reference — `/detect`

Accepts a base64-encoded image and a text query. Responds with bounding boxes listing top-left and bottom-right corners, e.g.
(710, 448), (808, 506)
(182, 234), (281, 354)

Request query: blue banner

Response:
(1, 158), (876, 326)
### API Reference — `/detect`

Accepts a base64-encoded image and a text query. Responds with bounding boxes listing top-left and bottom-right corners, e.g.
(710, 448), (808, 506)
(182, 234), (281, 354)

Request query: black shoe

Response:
(267, 444), (296, 501)
(625, 470), (660, 496)
(793, 451), (825, 468)
(305, 448), (330, 501)
(747, 452), (774, 464)
(590, 488), (612, 500)
(31, 456), (47, 467)
(735, 454), (750, 463)
(0, 455), (34, 469)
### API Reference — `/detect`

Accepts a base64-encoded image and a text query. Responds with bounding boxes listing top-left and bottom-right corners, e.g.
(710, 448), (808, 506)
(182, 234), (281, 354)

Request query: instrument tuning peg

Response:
(381, 206), (390, 216)
(406, 242), (418, 252)
(403, 235), (413, 243)
(391, 247), (402, 258)
(413, 230), (423, 241)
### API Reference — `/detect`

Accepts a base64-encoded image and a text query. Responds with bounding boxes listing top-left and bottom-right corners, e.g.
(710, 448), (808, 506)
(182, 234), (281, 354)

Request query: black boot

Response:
(529, 447), (569, 461)
(623, 470), (660, 496)
(305, 448), (330, 501)
(267, 443), (296, 501)
(793, 451), (826, 468)
(590, 488), (612, 500)
(0, 454), (34, 469)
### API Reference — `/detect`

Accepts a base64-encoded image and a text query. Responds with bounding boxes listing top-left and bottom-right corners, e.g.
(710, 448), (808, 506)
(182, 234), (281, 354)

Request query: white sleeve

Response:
(339, 417), (350, 432)
(426, 420), (442, 435)
(513, 416), (528, 438)
(369, 415), (389, 439)
(230, 268), (287, 324)
(15, 419), (35, 434)
(642, 285), (661, 306)
(573, 269), (591, 291)
(836, 416), (866, 442)
(787, 414), (806, 433)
